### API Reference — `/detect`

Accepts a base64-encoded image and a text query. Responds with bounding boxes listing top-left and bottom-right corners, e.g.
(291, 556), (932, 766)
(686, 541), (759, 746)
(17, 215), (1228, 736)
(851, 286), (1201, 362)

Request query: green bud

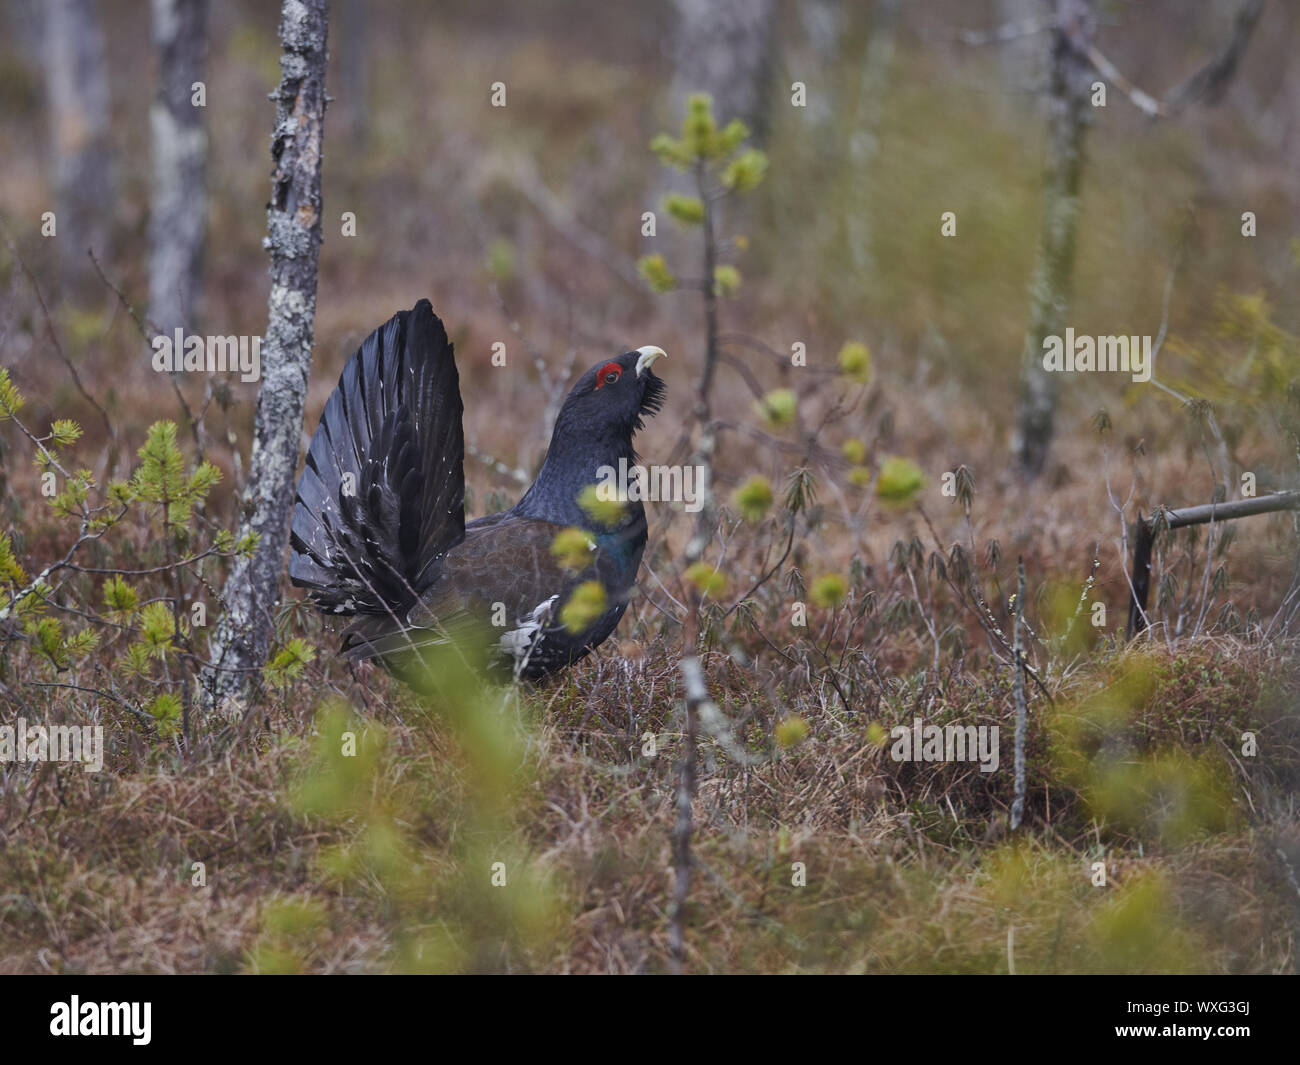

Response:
(721, 148), (768, 192)
(637, 253), (677, 293)
(775, 715), (809, 748)
(755, 388), (797, 427)
(837, 342), (872, 384)
(685, 561), (726, 598)
(560, 580), (607, 634)
(810, 574), (847, 609)
(875, 457), (926, 505)
(664, 193), (705, 226)
(732, 476), (774, 523)
(551, 527), (595, 571)
(713, 264), (742, 297)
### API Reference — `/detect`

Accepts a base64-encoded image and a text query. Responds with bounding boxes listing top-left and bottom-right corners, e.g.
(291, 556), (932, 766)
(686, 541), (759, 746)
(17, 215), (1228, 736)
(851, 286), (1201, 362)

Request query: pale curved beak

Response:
(635, 345), (667, 377)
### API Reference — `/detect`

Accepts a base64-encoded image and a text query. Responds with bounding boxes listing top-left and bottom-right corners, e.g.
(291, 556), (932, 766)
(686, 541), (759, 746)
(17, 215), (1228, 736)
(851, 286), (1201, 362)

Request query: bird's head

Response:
(561, 345), (667, 437)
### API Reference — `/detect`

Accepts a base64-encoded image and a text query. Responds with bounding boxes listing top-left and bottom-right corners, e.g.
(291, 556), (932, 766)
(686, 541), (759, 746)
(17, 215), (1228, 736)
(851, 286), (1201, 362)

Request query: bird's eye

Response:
(596, 362), (622, 389)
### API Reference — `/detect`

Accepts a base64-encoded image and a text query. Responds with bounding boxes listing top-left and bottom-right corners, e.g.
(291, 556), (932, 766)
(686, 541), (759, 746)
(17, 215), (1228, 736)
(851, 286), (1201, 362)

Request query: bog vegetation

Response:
(1, 1), (1298, 973)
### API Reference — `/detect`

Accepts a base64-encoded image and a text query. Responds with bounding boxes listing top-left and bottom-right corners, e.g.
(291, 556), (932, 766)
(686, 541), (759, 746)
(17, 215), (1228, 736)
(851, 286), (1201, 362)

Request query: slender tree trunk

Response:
(995, 0), (1045, 102)
(1012, 0), (1093, 478)
(799, 0), (843, 143)
(670, 0), (777, 141)
(1010, 0), (1263, 476)
(1010, 558), (1028, 830)
(43, 0), (114, 303)
(652, 0), (779, 268)
(667, 161), (727, 971)
(336, 0), (368, 148)
(846, 0), (901, 278)
(149, 0), (208, 334)
(204, 0), (329, 715)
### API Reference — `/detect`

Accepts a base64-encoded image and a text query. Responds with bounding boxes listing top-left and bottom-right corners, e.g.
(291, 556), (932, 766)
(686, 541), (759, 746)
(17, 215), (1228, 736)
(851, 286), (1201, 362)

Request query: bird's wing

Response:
(338, 514), (632, 662)
(289, 299), (465, 616)
(436, 515), (599, 613)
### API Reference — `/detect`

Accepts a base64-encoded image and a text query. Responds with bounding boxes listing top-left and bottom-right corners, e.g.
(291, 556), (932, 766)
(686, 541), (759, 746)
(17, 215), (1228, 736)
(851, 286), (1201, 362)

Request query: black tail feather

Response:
(289, 300), (465, 619)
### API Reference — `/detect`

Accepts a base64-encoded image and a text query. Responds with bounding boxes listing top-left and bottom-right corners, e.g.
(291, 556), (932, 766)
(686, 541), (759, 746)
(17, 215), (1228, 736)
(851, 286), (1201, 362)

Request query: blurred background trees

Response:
(148, 0), (208, 335)
(1, 0), (1290, 487)
(41, 0), (115, 303)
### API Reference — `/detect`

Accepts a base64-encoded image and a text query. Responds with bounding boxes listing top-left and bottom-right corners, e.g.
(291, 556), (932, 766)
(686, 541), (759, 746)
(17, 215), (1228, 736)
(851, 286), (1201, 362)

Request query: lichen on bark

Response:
(203, 0), (329, 716)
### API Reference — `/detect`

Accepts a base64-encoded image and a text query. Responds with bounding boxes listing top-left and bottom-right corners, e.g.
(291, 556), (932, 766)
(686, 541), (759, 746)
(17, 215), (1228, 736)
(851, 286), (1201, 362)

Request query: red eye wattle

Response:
(595, 362), (622, 389)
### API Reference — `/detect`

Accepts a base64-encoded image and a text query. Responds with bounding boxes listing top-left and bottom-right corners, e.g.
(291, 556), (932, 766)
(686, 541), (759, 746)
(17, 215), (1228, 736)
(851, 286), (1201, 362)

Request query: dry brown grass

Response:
(2, 621), (1297, 973)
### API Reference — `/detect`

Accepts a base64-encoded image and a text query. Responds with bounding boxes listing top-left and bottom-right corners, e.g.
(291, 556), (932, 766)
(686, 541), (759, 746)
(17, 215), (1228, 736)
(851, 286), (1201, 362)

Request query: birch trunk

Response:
(1012, 0), (1093, 478)
(43, 0), (114, 303)
(654, 0), (778, 264)
(149, 0), (208, 334)
(846, 0), (901, 278)
(670, 0), (777, 139)
(204, 0), (329, 715)
(336, 0), (369, 148)
(995, 0), (1044, 102)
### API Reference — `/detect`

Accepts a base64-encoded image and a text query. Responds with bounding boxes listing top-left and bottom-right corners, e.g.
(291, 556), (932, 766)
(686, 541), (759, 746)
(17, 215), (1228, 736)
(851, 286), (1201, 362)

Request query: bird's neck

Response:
(513, 431), (644, 533)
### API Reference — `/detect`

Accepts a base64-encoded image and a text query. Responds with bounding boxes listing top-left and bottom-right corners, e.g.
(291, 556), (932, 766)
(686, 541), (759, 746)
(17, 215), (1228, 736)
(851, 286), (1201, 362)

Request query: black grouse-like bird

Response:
(288, 300), (666, 681)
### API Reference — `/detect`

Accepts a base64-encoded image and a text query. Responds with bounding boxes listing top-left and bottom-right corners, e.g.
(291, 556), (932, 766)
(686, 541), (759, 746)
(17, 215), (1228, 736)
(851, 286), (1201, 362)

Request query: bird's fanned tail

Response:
(288, 300), (466, 640)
